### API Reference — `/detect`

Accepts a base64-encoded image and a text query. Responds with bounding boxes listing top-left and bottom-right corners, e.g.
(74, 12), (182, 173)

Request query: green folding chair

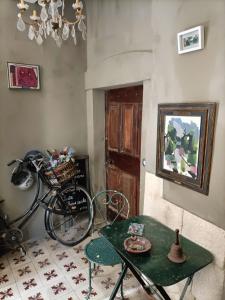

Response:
(84, 190), (130, 299)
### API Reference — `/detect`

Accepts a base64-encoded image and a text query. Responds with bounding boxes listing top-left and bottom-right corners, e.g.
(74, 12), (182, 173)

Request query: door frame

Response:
(85, 55), (152, 214)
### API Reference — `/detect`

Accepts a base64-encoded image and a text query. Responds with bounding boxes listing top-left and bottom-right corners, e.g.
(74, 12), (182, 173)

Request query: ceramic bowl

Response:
(124, 236), (151, 254)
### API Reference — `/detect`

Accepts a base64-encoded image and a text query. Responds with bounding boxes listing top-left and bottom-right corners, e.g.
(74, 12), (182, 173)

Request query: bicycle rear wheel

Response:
(45, 185), (94, 246)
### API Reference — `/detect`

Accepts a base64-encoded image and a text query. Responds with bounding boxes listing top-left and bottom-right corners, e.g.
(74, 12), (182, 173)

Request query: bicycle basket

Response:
(44, 160), (76, 186)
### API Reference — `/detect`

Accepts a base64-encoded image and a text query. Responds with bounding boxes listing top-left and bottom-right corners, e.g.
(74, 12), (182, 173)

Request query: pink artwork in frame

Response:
(7, 62), (40, 90)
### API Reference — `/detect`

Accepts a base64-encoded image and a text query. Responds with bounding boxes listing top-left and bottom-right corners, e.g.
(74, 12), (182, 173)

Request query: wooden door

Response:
(105, 86), (143, 216)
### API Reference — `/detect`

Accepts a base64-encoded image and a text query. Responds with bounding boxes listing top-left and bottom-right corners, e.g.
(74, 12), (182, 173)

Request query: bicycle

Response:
(0, 152), (94, 255)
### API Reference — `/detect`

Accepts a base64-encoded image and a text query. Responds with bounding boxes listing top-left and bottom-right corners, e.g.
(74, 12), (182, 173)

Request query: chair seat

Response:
(85, 236), (122, 266)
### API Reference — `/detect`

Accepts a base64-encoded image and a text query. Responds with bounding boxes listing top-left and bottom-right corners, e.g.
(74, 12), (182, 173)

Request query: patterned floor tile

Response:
(8, 254), (31, 269)
(6, 248), (23, 259)
(27, 247), (49, 261)
(46, 277), (73, 300)
(60, 261), (78, 276)
(0, 234), (147, 300)
(93, 265), (119, 278)
(55, 251), (70, 262)
(0, 268), (16, 289)
(74, 281), (104, 300)
(24, 240), (41, 252)
(43, 235), (52, 242)
(38, 265), (62, 285)
(32, 256), (55, 272)
(57, 292), (80, 300)
(89, 265), (105, 279)
(16, 275), (43, 297)
(72, 272), (88, 287)
(40, 237), (53, 250)
(20, 288), (49, 300)
(93, 272), (127, 300)
(0, 259), (9, 272)
(66, 267), (90, 290)
(12, 263), (37, 282)
(76, 256), (89, 268)
(45, 240), (67, 253)
(0, 283), (21, 300)
(71, 245), (84, 256)
(53, 253), (79, 270)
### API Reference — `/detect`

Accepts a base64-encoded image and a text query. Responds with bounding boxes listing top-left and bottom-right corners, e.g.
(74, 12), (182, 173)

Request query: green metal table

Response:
(100, 215), (213, 300)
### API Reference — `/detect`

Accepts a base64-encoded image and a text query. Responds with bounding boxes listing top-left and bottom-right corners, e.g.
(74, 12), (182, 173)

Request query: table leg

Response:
(120, 263), (124, 299)
(109, 265), (128, 300)
(179, 276), (193, 300)
(120, 257), (171, 300)
(110, 252), (193, 300)
(154, 285), (172, 300)
(86, 261), (92, 300)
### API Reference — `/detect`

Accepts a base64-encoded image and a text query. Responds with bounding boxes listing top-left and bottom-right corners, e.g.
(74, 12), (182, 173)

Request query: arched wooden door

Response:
(105, 86), (143, 216)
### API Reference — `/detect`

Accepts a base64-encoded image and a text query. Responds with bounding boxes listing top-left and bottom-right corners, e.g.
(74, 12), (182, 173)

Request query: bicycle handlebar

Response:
(7, 160), (18, 166)
(7, 156), (44, 169)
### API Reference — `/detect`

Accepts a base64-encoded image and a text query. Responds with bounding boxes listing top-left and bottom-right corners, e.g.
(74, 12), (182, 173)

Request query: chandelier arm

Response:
(62, 6), (85, 26)
(19, 13), (79, 27)
(19, 9), (83, 26)
(62, 18), (79, 26)
(19, 12), (39, 27)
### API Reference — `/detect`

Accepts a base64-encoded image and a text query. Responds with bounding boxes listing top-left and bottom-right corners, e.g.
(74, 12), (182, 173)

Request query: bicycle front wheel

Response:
(45, 185), (94, 246)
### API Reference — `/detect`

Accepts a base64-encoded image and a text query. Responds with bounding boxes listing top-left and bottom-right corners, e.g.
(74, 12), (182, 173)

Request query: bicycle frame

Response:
(8, 174), (52, 230)
(7, 177), (78, 232)
(2, 155), (89, 249)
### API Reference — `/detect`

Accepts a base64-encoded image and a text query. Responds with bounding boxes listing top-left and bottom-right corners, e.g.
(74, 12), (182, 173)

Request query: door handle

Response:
(105, 159), (114, 166)
(142, 158), (147, 167)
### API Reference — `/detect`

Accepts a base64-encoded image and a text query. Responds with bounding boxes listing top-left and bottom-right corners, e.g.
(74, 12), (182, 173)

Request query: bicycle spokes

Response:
(45, 185), (93, 246)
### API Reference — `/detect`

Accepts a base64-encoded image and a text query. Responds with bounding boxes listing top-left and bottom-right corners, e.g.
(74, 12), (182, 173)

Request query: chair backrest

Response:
(91, 190), (130, 231)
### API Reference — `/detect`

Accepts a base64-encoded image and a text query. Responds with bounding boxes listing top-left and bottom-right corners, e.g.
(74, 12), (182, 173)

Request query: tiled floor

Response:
(0, 234), (151, 300)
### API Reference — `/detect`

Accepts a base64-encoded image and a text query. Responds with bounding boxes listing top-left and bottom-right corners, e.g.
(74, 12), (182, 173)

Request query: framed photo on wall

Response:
(156, 103), (216, 195)
(177, 25), (204, 54)
(7, 62), (40, 90)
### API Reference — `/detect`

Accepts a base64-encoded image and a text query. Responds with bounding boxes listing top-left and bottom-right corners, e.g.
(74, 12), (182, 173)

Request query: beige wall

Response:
(143, 173), (225, 300)
(86, 0), (225, 230)
(0, 0), (87, 238)
(148, 0), (225, 231)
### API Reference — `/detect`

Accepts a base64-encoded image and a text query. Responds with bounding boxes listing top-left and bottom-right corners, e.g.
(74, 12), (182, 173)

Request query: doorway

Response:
(105, 86), (143, 216)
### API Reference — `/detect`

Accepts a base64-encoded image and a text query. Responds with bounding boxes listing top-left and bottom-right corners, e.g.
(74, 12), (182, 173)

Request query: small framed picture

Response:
(156, 103), (216, 195)
(7, 62), (40, 90)
(128, 223), (145, 236)
(177, 25), (204, 54)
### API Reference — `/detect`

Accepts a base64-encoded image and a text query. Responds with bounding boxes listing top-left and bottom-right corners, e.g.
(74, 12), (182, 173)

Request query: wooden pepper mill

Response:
(167, 229), (186, 263)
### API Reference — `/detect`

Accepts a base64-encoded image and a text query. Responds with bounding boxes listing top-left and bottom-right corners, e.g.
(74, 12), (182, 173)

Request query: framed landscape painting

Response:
(156, 103), (216, 195)
(7, 62), (40, 90)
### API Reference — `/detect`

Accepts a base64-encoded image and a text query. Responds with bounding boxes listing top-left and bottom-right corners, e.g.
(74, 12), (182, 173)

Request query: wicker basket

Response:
(44, 160), (76, 186)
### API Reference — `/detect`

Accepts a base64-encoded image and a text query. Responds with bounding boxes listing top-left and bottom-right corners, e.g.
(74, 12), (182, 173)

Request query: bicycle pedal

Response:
(19, 246), (26, 256)
(1, 231), (7, 238)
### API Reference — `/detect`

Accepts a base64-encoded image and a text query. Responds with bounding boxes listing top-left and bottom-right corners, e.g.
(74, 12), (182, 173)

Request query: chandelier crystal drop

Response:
(16, 0), (86, 47)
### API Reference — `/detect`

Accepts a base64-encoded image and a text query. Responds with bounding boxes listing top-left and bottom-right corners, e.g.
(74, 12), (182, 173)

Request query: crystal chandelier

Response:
(16, 0), (86, 47)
